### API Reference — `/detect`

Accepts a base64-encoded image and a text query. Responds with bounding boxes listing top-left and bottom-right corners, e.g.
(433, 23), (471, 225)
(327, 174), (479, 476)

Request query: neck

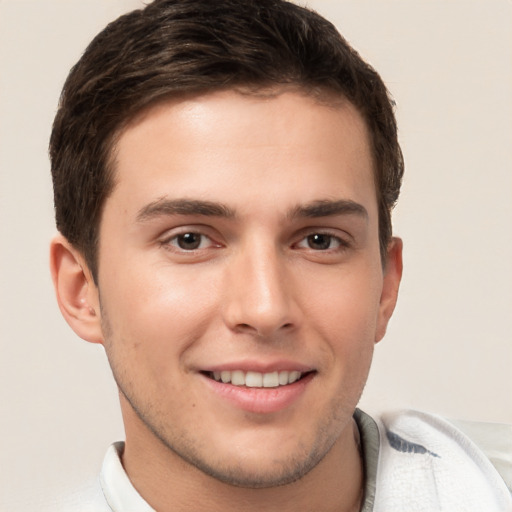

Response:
(121, 409), (363, 512)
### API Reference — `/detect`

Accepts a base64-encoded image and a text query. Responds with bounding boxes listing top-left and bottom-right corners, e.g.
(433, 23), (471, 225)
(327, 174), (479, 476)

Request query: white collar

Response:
(100, 442), (155, 512)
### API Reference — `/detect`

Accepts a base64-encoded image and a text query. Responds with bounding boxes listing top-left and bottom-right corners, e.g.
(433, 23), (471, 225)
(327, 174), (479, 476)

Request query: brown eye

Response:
(161, 229), (223, 257)
(306, 234), (335, 250)
(175, 233), (203, 250)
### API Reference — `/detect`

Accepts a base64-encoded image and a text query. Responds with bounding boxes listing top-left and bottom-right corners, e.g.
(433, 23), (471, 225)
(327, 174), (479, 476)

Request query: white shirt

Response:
(48, 410), (512, 511)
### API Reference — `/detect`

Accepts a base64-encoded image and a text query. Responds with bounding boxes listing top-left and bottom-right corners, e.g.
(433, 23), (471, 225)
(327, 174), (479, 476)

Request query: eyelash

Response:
(160, 231), (219, 252)
(294, 232), (350, 252)
(160, 229), (350, 254)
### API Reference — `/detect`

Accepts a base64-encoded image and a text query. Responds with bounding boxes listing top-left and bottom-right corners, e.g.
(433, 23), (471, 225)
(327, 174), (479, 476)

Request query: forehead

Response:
(108, 89), (376, 221)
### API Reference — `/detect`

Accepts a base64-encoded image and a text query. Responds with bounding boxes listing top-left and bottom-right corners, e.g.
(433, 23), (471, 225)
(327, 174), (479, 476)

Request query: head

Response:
(50, 0), (403, 283)
(49, 0), (404, 495)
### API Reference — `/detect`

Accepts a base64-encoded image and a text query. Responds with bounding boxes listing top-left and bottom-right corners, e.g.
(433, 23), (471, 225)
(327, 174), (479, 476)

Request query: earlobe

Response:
(375, 237), (403, 343)
(50, 234), (104, 344)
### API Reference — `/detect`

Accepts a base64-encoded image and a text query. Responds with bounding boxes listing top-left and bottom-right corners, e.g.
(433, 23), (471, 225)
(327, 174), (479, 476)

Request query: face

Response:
(93, 90), (400, 487)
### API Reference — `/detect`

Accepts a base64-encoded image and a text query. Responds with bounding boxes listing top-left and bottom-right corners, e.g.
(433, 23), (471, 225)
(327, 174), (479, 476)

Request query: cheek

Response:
(301, 263), (382, 392)
(306, 263), (383, 341)
(98, 263), (220, 369)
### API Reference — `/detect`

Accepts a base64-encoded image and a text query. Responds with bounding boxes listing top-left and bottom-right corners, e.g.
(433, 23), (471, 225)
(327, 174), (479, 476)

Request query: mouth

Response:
(202, 369), (314, 388)
(200, 368), (316, 414)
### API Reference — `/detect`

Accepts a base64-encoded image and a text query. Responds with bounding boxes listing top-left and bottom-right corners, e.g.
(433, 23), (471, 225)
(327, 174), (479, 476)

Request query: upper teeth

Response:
(212, 370), (302, 387)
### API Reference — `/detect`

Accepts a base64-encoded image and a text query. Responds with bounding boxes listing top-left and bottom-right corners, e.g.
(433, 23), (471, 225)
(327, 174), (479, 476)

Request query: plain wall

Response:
(1, 0), (511, 509)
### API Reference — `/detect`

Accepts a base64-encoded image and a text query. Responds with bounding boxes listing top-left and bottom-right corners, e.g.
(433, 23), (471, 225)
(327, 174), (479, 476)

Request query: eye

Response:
(296, 233), (346, 251)
(165, 232), (214, 251)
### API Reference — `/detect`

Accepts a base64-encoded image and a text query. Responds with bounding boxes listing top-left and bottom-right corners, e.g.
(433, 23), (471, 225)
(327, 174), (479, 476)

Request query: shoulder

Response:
(38, 476), (112, 512)
(447, 415), (512, 493)
(372, 409), (512, 512)
(37, 441), (151, 512)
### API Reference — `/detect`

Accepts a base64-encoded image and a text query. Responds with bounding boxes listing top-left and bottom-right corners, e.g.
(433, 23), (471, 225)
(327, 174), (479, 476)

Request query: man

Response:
(48, 1), (512, 510)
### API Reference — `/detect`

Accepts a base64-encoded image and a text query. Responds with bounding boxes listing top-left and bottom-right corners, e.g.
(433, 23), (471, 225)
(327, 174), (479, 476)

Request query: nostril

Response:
(234, 323), (259, 335)
(233, 321), (294, 337)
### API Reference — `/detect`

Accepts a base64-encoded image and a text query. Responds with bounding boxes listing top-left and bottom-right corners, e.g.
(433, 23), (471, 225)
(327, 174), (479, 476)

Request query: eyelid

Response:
(168, 233), (213, 250)
(293, 227), (352, 246)
(158, 225), (224, 251)
(295, 234), (348, 251)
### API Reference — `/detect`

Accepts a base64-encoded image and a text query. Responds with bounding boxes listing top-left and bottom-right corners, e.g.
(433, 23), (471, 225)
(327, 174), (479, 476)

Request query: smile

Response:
(201, 368), (316, 413)
(208, 370), (304, 387)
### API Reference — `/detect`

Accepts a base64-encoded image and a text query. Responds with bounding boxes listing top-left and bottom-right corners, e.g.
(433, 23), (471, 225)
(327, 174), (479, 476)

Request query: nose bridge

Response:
(224, 237), (297, 336)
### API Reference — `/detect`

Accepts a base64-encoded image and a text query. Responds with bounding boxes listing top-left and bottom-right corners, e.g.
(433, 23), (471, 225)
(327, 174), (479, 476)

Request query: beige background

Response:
(1, 0), (511, 508)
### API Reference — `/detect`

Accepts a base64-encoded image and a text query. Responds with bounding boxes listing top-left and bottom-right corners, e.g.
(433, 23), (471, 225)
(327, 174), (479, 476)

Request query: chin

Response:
(162, 423), (339, 489)
(186, 450), (324, 489)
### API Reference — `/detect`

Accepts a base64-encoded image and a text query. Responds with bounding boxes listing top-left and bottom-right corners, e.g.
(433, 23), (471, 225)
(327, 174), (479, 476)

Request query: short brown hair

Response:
(50, 0), (403, 281)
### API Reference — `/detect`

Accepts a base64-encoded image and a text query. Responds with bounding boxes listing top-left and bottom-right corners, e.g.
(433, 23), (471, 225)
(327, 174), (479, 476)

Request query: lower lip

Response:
(201, 372), (315, 414)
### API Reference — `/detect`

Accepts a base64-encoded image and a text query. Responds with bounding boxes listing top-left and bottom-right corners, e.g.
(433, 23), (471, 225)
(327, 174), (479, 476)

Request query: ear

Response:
(50, 234), (103, 344)
(375, 237), (403, 343)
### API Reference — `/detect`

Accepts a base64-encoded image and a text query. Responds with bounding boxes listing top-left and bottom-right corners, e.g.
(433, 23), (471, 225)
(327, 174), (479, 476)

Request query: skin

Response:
(51, 89), (402, 512)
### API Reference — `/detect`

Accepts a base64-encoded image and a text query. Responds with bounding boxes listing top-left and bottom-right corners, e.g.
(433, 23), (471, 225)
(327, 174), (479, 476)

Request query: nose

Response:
(222, 242), (300, 338)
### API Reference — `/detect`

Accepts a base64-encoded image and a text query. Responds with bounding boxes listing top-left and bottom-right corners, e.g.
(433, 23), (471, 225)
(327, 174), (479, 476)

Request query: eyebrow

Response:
(136, 198), (236, 222)
(287, 199), (368, 221)
(136, 197), (368, 223)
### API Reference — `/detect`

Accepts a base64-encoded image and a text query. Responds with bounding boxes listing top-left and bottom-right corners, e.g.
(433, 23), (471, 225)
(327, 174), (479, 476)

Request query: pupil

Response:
(178, 233), (201, 250)
(308, 234), (330, 250)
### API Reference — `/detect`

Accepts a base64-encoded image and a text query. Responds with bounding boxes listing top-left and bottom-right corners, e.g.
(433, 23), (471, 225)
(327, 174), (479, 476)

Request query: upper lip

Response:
(199, 360), (314, 374)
